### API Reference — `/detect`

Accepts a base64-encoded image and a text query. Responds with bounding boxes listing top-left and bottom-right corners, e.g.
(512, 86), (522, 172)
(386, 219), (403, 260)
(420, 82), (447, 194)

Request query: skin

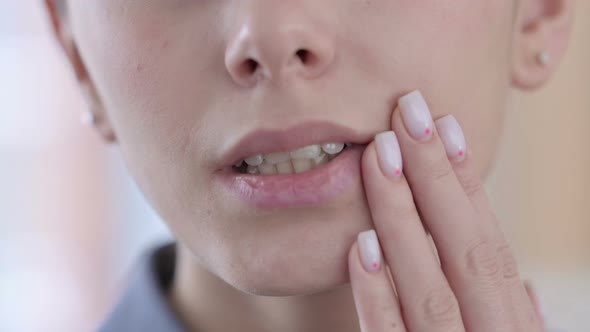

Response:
(46, 0), (573, 331)
(351, 96), (543, 331)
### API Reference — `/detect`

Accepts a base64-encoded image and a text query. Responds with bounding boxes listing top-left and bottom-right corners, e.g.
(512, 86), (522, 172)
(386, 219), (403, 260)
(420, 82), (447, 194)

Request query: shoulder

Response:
(97, 242), (188, 332)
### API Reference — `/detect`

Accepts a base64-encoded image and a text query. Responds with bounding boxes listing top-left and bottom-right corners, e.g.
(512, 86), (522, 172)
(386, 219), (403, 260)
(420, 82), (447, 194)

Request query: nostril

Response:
(239, 58), (259, 76)
(295, 49), (310, 64)
(246, 58), (259, 73)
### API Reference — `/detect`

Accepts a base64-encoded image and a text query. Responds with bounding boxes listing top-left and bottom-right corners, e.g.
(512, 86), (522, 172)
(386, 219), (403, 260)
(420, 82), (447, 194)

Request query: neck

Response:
(169, 244), (360, 332)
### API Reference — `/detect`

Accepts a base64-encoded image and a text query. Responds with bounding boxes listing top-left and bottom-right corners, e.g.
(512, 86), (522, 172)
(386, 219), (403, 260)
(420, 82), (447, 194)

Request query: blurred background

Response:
(0, 1), (588, 331)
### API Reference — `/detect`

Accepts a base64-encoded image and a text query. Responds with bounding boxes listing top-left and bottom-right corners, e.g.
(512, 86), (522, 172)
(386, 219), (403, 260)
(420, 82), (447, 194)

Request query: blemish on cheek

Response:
(425, 128), (431, 135)
(458, 149), (464, 157)
(395, 169), (401, 176)
(372, 262), (379, 269)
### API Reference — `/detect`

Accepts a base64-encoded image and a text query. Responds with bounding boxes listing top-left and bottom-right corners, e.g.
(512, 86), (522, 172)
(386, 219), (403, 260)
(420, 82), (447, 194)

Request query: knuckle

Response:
(464, 238), (503, 282)
(421, 285), (463, 328)
(362, 316), (404, 332)
(459, 173), (485, 198)
(391, 200), (419, 222)
(420, 154), (455, 184)
(379, 301), (398, 314)
(498, 243), (520, 281)
(383, 202), (422, 237)
(361, 299), (404, 331)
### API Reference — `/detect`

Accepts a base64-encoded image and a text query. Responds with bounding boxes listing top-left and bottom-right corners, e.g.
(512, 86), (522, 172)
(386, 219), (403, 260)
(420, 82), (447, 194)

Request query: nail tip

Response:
(375, 130), (397, 140)
(398, 89), (424, 106)
(359, 228), (376, 238)
(434, 114), (458, 126)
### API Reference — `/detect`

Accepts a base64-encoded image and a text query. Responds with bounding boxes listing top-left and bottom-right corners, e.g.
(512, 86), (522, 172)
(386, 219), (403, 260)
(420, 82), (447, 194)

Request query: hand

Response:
(348, 90), (544, 331)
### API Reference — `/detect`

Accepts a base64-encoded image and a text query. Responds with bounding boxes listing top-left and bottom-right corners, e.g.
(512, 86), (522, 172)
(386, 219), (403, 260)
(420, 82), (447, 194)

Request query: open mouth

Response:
(216, 120), (373, 208)
(232, 142), (353, 175)
(218, 143), (365, 209)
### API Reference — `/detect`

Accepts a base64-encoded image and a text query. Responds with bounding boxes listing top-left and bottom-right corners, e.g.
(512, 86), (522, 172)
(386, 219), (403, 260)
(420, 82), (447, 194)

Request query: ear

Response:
(511, 0), (575, 90)
(45, 0), (117, 143)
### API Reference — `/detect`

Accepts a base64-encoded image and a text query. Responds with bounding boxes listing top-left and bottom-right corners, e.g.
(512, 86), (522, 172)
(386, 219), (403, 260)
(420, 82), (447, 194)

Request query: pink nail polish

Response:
(434, 115), (467, 162)
(398, 90), (434, 142)
(375, 131), (403, 179)
(357, 229), (382, 273)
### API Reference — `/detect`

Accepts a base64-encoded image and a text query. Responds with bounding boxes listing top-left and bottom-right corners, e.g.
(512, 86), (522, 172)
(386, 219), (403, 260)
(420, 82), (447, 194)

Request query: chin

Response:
(223, 262), (351, 297)
(212, 194), (373, 297)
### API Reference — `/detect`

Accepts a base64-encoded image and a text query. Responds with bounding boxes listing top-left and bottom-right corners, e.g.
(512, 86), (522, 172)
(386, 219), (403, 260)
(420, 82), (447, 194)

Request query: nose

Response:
(224, 4), (335, 87)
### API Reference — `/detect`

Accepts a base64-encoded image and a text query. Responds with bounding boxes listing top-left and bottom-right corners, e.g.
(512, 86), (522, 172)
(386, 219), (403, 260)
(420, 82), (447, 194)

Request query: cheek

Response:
(72, 5), (224, 221)
(429, 2), (514, 176)
(73, 1), (222, 153)
(365, 0), (514, 174)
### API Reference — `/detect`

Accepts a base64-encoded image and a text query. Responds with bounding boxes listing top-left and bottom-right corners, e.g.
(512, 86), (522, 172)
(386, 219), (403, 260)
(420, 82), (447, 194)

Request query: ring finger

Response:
(361, 136), (465, 331)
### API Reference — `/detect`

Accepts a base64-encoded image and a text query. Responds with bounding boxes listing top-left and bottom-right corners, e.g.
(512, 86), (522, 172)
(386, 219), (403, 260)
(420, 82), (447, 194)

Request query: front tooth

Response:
(321, 143), (344, 155)
(258, 162), (277, 175)
(292, 159), (313, 173)
(245, 154), (263, 166)
(290, 145), (321, 159)
(264, 152), (290, 164)
(246, 165), (259, 174)
(276, 160), (294, 174)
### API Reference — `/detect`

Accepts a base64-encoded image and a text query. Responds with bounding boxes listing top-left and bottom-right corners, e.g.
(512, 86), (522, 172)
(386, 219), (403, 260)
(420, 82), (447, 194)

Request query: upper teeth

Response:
(235, 142), (350, 174)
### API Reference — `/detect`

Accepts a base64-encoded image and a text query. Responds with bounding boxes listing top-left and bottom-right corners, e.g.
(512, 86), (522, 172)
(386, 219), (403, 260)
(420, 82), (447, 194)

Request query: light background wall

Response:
(0, 1), (588, 331)
(492, 1), (590, 268)
(486, 3), (590, 327)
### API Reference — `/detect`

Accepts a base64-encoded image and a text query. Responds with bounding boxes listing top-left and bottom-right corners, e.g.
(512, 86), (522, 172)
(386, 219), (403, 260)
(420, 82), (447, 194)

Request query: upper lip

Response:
(220, 120), (374, 167)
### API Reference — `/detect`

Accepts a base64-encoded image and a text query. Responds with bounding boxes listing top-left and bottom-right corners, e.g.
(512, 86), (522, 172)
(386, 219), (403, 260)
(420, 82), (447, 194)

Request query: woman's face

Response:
(67, 1), (517, 295)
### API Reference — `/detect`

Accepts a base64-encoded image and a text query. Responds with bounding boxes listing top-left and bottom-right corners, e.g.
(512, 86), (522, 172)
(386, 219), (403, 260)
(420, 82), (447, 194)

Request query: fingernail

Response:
(375, 131), (403, 179)
(357, 229), (382, 274)
(398, 90), (434, 142)
(434, 115), (467, 162)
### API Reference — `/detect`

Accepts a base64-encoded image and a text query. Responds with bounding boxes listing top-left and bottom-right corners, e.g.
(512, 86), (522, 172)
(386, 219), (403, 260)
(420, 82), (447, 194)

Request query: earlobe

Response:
(45, 0), (118, 144)
(69, 45), (119, 144)
(511, 0), (574, 90)
(79, 82), (118, 144)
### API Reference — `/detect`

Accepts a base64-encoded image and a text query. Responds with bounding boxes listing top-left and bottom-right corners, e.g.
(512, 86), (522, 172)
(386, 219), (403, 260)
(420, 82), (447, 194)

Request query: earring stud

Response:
(537, 51), (551, 66)
(80, 111), (96, 126)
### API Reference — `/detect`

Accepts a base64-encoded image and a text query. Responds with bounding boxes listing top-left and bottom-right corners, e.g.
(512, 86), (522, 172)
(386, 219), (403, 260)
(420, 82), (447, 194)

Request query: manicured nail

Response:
(375, 131), (403, 179)
(434, 115), (467, 162)
(357, 229), (382, 273)
(398, 90), (434, 142)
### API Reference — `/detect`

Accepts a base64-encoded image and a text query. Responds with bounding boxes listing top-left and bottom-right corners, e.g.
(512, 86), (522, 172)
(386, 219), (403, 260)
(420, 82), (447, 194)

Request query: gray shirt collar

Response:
(98, 242), (189, 332)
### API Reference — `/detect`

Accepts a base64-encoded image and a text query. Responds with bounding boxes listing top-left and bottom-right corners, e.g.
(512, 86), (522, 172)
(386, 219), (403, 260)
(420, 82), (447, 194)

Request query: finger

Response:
(348, 230), (407, 332)
(435, 115), (505, 251)
(362, 139), (465, 332)
(524, 280), (546, 328)
(436, 115), (540, 329)
(391, 90), (510, 330)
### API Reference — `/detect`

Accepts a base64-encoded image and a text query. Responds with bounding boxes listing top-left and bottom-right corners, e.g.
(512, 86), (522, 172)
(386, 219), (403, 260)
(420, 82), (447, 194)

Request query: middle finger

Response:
(362, 135), (465, 332)
(391, 90), (509, 330)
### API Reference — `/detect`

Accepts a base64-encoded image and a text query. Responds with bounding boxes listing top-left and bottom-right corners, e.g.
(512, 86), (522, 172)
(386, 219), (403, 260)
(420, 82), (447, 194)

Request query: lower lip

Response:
(216, 145), (364, 209)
